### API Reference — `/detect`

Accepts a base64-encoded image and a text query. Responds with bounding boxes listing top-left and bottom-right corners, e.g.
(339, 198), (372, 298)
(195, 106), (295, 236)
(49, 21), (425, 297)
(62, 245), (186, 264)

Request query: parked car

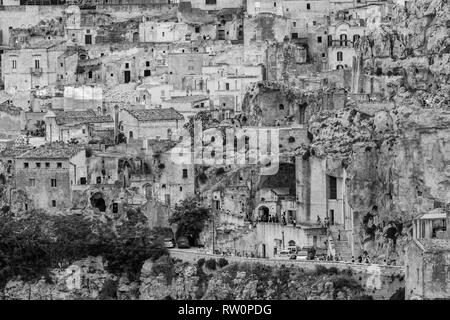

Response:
(276, 249), (292, 260)
(177, 236), (190, 249)
(163, 237), (175, 248)
(295, 250), (308, 260)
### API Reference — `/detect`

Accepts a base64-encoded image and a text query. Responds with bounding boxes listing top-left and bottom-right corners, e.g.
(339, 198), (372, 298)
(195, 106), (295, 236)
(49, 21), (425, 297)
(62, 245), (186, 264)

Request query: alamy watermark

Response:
(170, 120), (280, 175)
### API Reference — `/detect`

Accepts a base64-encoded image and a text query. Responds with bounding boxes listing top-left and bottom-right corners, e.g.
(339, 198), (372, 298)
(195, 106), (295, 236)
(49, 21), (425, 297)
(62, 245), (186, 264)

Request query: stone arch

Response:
(90, 192), (106, 212)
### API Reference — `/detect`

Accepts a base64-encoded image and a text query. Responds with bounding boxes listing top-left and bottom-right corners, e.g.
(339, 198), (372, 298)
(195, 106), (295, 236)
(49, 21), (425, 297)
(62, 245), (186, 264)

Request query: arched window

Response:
(353, 34), (360, 46)
(340, 34), (347, 46)
(337, 51), (343, 62)
(129, 131), (134, 139)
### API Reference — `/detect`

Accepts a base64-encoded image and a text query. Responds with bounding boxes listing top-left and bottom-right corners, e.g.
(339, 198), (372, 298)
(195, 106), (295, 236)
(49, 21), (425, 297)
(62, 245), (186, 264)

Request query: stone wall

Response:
(169, 248), (404, 300)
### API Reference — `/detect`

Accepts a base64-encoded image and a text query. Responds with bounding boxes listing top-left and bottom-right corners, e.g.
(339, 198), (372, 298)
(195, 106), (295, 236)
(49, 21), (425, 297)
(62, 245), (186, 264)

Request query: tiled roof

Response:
(0, 147), (31, 158)
(17, 145), (83, 159)
(53, 110), (113, 125)
(164, 95), (210, 104)
(126, 107), (184, 122)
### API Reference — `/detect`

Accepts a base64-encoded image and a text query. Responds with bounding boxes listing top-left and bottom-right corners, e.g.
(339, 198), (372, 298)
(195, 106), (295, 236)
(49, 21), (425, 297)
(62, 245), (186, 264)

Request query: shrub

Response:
(328, 267), (339, 275)
(151, 255), (175, 284)
(99, 279), (118, 300)
(205, 258), (217, 270)
(332, 275), (361, 291)
(218, 258), (229, 268)
(197, 258), (206, 268)
(315, 265), (329, 276)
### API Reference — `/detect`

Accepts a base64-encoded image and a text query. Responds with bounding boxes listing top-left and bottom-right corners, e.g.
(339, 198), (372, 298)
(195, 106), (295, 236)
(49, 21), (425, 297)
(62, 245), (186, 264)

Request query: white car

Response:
(276, 250), (292, 260)
(294, 250), (308, 260)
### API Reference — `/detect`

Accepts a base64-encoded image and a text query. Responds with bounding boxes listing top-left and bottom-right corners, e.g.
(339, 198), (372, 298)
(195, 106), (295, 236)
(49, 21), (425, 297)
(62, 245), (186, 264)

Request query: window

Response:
(313, 21), (316, 26)
(82, 128), (86, 134)
(35, 162), (41, 168)
(225, 83), (230, 90)
(24, 162), (29, 168)
(112, 203), (118, 213)
(317, 36), (322, 43)
(80, 177), (87, 185)
(146, 61), (150, 67)
(188, 66), (194, 70)
(328, 176), (337, 199)
(182, 169), (188, 178)
(96, 176), (101, 184)
(195, 26), (200, 33)
(165, 194), (171, 206)
(34, 60), (40, 69)
(307, 3), (310, 10)
(279, 104), (284, 110)
(85, 34), (92, 45)
(125, 63), (129, 69)
(88, 71), (92, 79)
(273, 2), (276, 6)
(322, 53), (326, 58)
(52, 200), (56, 207)
(205, 0), (217, 5)
(291, 33), (298, 39)
(293, 22), (296, 27)
(29, 179), (35, 187)
(45, 162), (50, 168)
(57, 162), (62, 168)
(162, 32), (165, 37)
(12, 59), (17, 70)
(129, 131), (133, 139)
(180, 186), (183, 191)
(337, 51), (343, 62)
(51, 179), (57, 187)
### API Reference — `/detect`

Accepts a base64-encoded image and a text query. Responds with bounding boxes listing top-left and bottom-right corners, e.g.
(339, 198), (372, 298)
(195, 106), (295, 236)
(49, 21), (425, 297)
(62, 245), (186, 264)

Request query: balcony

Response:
(30, 67), (42, 76)
(328, 40), (354, 48)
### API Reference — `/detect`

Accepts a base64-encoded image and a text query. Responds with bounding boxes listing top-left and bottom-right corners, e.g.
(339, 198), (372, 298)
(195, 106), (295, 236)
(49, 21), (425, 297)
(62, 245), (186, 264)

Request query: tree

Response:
(169, 198), (211, 246)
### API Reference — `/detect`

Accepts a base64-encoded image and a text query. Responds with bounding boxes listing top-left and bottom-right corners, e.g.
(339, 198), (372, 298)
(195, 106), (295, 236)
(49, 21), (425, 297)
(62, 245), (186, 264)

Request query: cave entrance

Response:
(90, 192), (106, 212)
(258, 206), (270, 222)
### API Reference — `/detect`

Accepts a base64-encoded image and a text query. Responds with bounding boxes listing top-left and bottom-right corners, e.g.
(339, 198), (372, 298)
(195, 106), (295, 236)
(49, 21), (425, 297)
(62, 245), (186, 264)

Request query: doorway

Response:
(124, 70), (131, 83)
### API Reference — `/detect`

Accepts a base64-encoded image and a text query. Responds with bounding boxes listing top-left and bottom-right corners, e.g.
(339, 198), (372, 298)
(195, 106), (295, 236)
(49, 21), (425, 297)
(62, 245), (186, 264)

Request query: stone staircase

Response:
(328, 225), (353, 261)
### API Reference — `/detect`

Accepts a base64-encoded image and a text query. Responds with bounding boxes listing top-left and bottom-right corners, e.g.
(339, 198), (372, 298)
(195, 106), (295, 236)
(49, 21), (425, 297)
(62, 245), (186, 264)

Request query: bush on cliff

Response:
(218, 258), (229, 268)
(169, 198), (211, 246)
(205, 258), (217, 270)
(0, 209), (168, 288)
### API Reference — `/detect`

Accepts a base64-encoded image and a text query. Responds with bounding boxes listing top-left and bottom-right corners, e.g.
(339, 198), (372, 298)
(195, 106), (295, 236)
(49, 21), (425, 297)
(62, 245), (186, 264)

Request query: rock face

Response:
(2, 256), (377, 300)
(306, 0), (450, 263)
(2, 256), (136, 300)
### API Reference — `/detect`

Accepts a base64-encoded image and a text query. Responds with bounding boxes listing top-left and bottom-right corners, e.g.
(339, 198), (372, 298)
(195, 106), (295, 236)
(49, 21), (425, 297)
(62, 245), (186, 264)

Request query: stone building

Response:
(161, 95), (210, 122)
(13, 145), (87, 212)
(168, 52), (209, 90)
(327, 11), (366, 70)
(406, 208), (450, 299)
(119, 107), (184, 142)
(44, 110), (114, 144)
(1, 40), (68, 94)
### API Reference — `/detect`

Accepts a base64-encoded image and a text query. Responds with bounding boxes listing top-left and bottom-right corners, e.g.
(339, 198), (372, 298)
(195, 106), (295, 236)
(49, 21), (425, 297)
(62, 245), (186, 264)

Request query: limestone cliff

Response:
(2, 256), (378, 300)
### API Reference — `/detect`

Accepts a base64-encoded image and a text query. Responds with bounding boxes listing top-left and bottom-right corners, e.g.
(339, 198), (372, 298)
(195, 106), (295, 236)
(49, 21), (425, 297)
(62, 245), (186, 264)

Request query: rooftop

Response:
(50, 110), (113, 125)
(17, 145), (83, 160)
(164, 95), (210, 104)
(126, 107), (184, 122)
